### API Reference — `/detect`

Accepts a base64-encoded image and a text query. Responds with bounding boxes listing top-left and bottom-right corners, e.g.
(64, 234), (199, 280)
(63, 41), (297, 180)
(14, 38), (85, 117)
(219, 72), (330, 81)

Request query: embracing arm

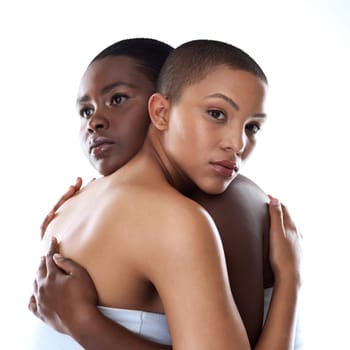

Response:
(31, 189), (301, 349)
(63, 305), (172, 350)
(148, 197), (301, 350)
(32, 177), (170, 350)
(29, 238), (172, 350)
(30, 234), (246, 349)
(255, 198), (302, 350)
(30, 201), (250, 349)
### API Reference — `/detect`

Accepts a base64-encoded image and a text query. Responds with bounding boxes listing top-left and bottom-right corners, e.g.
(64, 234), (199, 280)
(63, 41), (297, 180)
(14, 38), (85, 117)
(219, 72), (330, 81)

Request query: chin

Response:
(209, 175), (237, 195)
(198, 182), (228, 196)
(92, 158), (124, 177)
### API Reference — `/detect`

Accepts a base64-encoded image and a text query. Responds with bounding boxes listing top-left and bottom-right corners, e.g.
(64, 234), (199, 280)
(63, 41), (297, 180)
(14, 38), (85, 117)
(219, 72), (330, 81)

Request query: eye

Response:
(111, 94), (128, 105)
(245, 123), (262, 134)
(208, 109), (226, 121)
(79, 107), (94, 119)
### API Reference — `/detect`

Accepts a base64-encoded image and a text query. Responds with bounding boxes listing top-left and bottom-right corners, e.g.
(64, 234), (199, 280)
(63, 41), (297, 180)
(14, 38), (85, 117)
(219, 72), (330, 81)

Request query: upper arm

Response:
(146, 204), (249, 349)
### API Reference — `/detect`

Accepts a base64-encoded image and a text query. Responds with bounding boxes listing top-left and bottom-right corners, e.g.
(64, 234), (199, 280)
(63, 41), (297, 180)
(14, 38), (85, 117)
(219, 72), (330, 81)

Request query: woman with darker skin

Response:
(30, 38), (300, 349)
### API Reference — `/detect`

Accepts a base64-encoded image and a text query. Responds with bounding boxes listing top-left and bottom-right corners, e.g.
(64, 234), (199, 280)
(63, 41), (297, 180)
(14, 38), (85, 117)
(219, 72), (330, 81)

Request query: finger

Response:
(280, 205), (302, 243)
(40, 178), (83, 239)
(28, 294), (37, 314)
(74, 176), (83, 190)
(40, 186), (78, 239)
(51, 177), (83, 213)
(53, 253), (78, 276)
(33, 278), (38, 295)
(51, 187), (76, 213)
(30, 280), (40, 316)
(40, 211), (56, 239)
(28, 294), (44, 322)
(281, 204), (297, 231)
(46, 237), (59, 259)
(45, 238), (62, 275)
(268, 195), (284, 233)
(37, 255), (47, 279)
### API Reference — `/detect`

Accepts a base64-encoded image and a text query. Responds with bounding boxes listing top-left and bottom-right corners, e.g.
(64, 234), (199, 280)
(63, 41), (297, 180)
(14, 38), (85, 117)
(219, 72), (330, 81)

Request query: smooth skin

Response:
(37, 175), (273, 347)
(30, 57), (301, 349)
(77, 56), (155, 177)
(34, 55), (271, 346)
(35, 196), (301, 350)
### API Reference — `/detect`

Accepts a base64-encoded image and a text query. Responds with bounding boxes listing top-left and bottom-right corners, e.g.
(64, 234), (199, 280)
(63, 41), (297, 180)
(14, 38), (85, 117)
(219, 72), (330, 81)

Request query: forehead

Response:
(78, 55), (153, 94)
(179, 66), (267, 115)
(182, 66), (267, 108)
(197, 65), (266, 93)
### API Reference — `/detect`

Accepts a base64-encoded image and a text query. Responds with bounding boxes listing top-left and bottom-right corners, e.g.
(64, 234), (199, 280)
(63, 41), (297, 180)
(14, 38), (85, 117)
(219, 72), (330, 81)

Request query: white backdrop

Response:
(1, 0), (349, 348)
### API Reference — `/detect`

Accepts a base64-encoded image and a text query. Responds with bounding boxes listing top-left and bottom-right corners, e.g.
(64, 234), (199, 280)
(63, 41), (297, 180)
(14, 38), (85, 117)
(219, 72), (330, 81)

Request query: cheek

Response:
(190, 124), (215, 150)
(120, 119), (150, 151)
(79, 125), (89, 158)
(242, 138), (256, 160)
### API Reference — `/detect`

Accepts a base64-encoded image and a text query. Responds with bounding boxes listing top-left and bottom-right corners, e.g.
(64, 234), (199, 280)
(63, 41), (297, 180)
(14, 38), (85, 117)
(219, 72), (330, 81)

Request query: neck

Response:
(143, 126), (194, 195)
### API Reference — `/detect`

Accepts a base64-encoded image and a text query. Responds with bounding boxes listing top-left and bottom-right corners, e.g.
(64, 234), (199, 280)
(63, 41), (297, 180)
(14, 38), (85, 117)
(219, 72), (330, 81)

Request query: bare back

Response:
(42, 160), (191, 313)
(42, 147), (250, 348)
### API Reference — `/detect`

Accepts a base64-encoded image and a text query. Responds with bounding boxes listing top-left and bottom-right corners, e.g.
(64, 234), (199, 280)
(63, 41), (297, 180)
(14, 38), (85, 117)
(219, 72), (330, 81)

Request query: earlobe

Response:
(148, 93), (169, 130)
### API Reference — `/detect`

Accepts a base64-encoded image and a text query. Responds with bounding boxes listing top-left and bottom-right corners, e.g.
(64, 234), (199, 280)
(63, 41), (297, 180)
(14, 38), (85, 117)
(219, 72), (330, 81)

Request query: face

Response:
(160, 65), (267, 194)
(77, 56), (155, 176)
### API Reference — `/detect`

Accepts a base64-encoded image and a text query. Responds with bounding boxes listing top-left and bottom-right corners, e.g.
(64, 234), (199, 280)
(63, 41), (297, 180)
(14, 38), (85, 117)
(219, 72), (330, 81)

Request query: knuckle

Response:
(38, 284), (46, 297)
(47, 271), (56, 282)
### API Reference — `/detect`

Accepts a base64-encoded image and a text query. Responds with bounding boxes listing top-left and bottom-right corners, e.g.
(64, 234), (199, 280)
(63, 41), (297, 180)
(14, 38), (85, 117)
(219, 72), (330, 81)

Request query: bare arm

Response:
(29, 238), (172, 350)
(32, 177), (171, 350)
(145, 205), (251, 349)
(30, 203), (251, 349)
(148, 199), (301, 350)
(255, 198), (302, 350)
(191, 174), (271, 345)
(30, 197), (301, 349)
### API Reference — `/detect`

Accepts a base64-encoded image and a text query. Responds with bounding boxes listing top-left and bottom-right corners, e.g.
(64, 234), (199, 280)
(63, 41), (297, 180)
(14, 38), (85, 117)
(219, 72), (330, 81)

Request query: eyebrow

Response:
(76, 82), (135, 105)
(205, 93), (267, 118)
(205, 93), (240, 111)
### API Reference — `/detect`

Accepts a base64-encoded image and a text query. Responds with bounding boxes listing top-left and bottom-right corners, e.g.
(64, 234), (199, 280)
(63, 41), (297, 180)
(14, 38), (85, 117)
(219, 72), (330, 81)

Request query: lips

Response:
(211, 160), (239, 177)
(89, 136), (115, 156)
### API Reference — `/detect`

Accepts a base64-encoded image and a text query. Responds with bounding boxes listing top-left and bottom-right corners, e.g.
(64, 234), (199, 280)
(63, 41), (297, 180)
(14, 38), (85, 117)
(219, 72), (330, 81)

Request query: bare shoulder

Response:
(106, 181), (219, 243)
(132, 187), (247, 348)
(124, 183), (223, 270)
(191, 174), (268, 224)
(138, 184), (219, 243)
(190, 173), (273, 343)
(231, 173), (266, 194)
(227, 174), (268, 204)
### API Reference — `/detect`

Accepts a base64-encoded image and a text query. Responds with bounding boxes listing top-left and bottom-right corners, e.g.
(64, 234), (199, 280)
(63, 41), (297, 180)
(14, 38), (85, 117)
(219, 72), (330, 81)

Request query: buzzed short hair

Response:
(91, 38), (174, 84)
(157, 39), (267, 102)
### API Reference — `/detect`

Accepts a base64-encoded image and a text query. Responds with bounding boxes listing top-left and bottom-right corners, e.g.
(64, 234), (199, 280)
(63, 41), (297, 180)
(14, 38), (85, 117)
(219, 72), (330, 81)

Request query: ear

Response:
(148, 93), (170, 130)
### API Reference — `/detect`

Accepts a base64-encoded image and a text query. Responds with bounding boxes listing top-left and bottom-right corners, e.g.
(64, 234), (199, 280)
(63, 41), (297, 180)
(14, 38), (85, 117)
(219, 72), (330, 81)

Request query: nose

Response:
(87, 111), (109, 133)
(222, 125), (245, 155)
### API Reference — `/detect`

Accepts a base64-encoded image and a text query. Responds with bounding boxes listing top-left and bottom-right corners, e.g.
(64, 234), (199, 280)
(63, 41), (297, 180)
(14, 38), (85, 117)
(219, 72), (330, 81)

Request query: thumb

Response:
(46, 237), (59, 258)
(52, 253), (77, 275)
(268, 195), (284, 234)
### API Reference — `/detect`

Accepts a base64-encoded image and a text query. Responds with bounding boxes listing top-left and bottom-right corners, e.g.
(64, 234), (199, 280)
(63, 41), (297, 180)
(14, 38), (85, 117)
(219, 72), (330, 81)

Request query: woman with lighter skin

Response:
(30, 39), (302, 349)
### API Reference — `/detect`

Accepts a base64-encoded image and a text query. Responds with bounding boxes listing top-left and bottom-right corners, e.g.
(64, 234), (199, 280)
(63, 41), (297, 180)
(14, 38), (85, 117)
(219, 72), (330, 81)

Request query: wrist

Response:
(274, 271), (302, 290)
(67, 305), (102, 339)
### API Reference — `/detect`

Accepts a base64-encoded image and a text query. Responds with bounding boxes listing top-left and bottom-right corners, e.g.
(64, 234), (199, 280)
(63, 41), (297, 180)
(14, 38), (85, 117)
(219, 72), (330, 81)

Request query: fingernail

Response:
(53, 253), (63, 261)
(269, 197), (280, 206)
